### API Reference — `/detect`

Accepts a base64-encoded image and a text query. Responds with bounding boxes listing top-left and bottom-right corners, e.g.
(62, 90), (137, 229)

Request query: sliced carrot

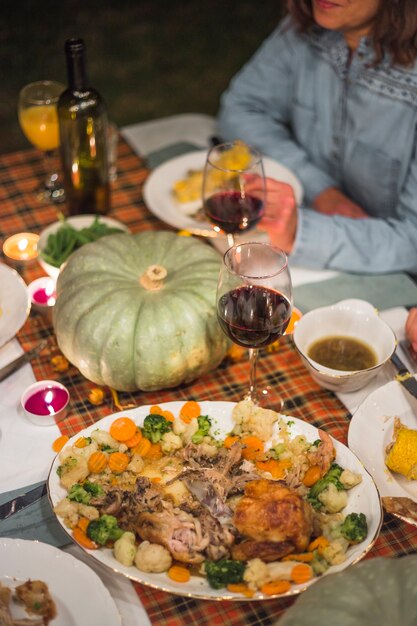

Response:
(145, 442), (163, 460)
(72, 526), (98, 550)
(291, 563), (313, 585)
(124, 430), (143, 448)
(260, 580), (291, 595)
(224, 435), (239, 449)
(108, 451), (130, 473)
(308, 536), (329, 554)
(161, 409), (175, 422)
(87, 450), (108, 474)
(282, 552), (314, 563)
(167, 565), (191, 583)
(77, 517), (90, 534)
(302, 465), (322, 487)
(52, 435), (69, 453)
(109, 416), (137, 442)
(132, 437), (152, 457)
(151, 476), (162, 483)
(74, 436), (89, 449)
(150, 405), (163, 415)
(227, 583), (254, 598)
(179, 400), (201, 424)
(256, 458), (292, 479)
(241, 435), (264, 460)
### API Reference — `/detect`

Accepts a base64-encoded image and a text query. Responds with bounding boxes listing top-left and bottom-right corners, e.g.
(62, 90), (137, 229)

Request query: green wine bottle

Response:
(58, 38), (110, 215)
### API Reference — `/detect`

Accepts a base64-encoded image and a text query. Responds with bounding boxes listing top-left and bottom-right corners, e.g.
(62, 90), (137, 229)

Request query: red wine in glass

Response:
(202, 141), (266, 247)
(216, 242), (292, 407)
(217, 285), (291, 349)
(204, 191), (264, 235)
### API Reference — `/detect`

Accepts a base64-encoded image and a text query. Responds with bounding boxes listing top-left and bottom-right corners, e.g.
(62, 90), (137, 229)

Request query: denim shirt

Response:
(217, 18), (417, 274)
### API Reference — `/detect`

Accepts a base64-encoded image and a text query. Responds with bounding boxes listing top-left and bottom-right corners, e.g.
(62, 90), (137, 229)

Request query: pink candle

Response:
(24, 385), (69, 416)
(32, 285), (56, 306)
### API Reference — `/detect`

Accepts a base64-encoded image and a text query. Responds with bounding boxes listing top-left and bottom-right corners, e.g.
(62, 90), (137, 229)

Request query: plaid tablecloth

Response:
(1, 139), (417, 626)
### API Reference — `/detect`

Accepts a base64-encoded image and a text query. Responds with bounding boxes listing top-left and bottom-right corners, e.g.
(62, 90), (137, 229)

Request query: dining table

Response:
(1, 114), (417, 625)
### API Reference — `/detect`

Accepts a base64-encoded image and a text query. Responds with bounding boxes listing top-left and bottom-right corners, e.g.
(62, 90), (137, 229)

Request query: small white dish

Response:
(21, 379), (69, 426)
(0, 538), (121, 625)
(293, 299), (397, 393)
(27, 276), (56, 313)
(0, 263), (31, 349)
(38, 214), (130, 279)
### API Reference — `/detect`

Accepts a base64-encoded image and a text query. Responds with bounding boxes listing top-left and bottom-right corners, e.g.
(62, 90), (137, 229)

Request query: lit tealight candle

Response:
(28, 276), (57, 311)
(3, 232), (39, 261)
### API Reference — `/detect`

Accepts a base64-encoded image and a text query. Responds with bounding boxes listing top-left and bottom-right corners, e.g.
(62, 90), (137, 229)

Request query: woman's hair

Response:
(287, 0), (417, 66)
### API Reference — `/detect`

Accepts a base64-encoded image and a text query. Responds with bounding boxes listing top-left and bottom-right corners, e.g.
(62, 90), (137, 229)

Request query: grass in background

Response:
(1, 0), (285, 153)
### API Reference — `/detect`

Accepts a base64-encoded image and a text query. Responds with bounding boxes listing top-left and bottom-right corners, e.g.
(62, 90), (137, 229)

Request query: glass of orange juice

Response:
(18, 80), (65, 203)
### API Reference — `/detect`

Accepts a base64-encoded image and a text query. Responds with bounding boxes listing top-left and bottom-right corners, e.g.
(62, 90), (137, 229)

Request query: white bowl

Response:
(21, 380), (70, 426)
(293, 299), (397, 393)
(37, 214), (130, 279)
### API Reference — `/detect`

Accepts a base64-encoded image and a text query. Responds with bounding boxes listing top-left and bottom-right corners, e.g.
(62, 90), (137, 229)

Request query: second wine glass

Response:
(217, 242), (293, 407)
(18, 80), (65, 203)
(202, 141), (266, 248)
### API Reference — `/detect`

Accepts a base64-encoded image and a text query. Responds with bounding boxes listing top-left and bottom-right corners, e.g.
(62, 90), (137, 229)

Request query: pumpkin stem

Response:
(140, 264), (167, 291)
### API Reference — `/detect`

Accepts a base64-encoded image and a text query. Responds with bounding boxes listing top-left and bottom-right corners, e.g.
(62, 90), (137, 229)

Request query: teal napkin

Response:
(0, 481), (70, 547)
(294, 272), (417, 313)
(146, 141), (201, 169)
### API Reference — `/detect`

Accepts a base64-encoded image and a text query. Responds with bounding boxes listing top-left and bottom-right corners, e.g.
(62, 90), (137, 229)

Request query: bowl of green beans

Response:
(37, 214), (129, 279)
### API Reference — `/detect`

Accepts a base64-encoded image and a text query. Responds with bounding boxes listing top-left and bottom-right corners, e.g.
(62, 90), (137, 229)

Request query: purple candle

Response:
(24, 385), (68, 416)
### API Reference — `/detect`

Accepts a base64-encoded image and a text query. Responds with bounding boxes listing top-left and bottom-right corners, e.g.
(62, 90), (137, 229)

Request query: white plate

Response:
(48, 401), (382, 601)
(38, 215), (130, 279)
(143, 151), (303, 238)
(348, 379), (417, 525)
(0, 537), (121, 625)
(0, 264), (31, 349)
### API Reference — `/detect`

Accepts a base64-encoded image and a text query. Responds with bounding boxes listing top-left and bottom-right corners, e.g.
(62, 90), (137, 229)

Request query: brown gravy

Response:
(307, 335), (377, 371)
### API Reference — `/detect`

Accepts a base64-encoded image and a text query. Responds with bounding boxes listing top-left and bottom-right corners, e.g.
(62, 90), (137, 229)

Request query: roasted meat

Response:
(233, 479), (314, 555)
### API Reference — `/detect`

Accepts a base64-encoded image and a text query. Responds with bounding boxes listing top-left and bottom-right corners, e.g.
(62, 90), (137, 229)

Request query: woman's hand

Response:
(313, 187), (368, 218)
(246, 176), (298, 253)
(405, 307), (417, 353)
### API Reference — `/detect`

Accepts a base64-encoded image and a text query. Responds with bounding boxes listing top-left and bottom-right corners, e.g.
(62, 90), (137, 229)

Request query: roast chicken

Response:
(232, 479), (314, 561)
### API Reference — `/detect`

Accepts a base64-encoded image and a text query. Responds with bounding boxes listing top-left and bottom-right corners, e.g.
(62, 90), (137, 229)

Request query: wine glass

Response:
(202, 140), (266, 248)
(18, 80), (65, 203)
(217, 242), (293, 406)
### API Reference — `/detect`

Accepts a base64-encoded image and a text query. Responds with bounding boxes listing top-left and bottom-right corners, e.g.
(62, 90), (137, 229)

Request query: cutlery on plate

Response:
(390, 351), (417, 400)
(0, 482), (47, 520)
(0, 340), (47, 383)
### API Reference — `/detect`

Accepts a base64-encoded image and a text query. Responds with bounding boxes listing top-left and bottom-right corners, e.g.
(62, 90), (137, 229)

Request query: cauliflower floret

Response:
(289, 435), (310, 456)
(161, 431), (183, 454)
(232, 399), (278, 441)
(53, 498), (99, 529)
(58, 455), (89, 490)
(243, 558), (270, 590)
(340, 469), (362, 489)
(173, 418), (198, 444)
(114, 532), (137, 567)
(134, 541), (172, 573)
(197, 441), (218, 457)
(162, 479), (190, 505)
(322, 538), (349, 565)
(318, 483), (348, 513)
(90, 428), (119, 449)
(59, 440), (98, 462)
(126, 453), (145, 474)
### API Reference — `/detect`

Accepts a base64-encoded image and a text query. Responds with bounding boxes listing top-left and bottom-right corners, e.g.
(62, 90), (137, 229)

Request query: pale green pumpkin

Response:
(53, 231), (229, 391)
(277, 555), (417, 626)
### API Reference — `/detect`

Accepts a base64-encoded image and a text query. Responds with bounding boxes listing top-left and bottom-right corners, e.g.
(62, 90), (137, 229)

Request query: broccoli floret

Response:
(191, 415), (212, 444)
(84, 481), (104, 497)
(204, 559), (245, 590)
(340, 512), (368, 544)
(307, 463), (345, 510)
(142, 414), (173, 443)
(67, 481), (104, 504)
(68, 484), (91, 504)
(87, 514), (124, 545)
